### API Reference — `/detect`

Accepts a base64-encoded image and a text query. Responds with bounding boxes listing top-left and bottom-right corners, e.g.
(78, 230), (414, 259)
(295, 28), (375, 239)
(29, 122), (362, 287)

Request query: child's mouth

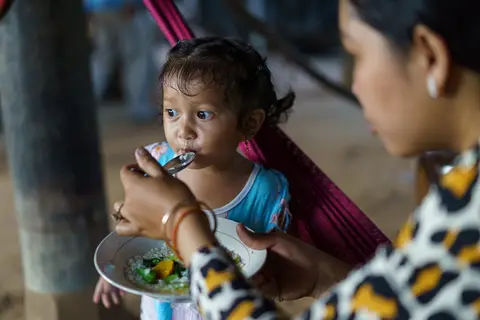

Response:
(179, 148), (197, 154)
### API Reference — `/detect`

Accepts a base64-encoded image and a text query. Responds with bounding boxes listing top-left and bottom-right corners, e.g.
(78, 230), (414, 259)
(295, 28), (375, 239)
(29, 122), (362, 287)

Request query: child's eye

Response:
(165, 109), (179, 118)
(197, 111), (214, 120)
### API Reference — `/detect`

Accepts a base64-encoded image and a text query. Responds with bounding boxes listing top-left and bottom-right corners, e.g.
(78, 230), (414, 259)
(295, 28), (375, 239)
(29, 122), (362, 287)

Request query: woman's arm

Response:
(178, 214), (286, 318)
(176, 213), (352, 319)
(181, 218), (397, 320)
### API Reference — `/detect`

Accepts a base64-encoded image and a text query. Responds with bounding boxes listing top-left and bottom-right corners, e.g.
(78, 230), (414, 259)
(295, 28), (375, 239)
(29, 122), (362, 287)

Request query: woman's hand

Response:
(114, 147), (196, 240)
(114, 148), (216, 265)
(237, 225), (352, 301)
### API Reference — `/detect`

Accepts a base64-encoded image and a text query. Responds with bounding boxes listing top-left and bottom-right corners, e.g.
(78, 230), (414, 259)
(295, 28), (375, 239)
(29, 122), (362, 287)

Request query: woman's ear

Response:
(241, 109), (266, 140)
(412, 24), (453, 97)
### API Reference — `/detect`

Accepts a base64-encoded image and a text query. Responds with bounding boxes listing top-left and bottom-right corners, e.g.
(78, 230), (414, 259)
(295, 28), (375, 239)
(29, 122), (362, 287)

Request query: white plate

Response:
(94, 217), (266, 302)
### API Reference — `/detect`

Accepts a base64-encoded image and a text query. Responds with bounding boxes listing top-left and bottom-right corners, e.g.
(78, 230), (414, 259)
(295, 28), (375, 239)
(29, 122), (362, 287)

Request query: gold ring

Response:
(112, 203), (124, 221)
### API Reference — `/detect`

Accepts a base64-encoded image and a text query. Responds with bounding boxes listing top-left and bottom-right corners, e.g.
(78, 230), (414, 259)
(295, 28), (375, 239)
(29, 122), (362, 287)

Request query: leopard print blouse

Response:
(188, 145), (480, 319)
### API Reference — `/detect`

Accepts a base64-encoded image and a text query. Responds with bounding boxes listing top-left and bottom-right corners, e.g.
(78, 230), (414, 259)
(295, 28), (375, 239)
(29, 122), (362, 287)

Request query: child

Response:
(93, 37), (295, 320)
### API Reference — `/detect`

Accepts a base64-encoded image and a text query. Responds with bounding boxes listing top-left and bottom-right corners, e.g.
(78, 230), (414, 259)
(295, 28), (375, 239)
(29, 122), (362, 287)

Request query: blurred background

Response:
(0, 0), (414, 319)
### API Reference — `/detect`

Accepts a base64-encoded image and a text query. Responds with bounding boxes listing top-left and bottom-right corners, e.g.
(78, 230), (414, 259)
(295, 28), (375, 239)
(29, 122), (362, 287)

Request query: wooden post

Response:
(0, 1), (109, 319)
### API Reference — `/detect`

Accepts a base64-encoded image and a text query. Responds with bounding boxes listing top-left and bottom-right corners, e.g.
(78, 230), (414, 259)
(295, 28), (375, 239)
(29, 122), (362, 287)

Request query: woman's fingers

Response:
(252, 272), (280, 299)
(119, 164), (146, 188)
(112, 201), (124, 220)
(250, 271), (268, 288)
(134, 147), (167, 178)
(115, 219), (141, 237)
(113, 201), (123, 212)
(111, 201), (126, 223)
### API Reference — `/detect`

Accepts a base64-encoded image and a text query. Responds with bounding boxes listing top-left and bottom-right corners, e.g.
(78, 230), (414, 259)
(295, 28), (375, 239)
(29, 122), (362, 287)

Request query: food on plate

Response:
(125, 244), (243, 294)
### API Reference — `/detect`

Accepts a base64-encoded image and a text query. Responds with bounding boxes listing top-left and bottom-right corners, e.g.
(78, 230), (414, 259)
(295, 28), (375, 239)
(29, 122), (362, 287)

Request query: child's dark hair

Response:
(158, 37), (295, 127)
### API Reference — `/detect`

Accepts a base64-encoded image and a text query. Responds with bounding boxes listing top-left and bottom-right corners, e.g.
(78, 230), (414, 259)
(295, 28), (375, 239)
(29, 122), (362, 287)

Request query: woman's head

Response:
(340, 0), (480, 156)
(159, 37), (295, 167)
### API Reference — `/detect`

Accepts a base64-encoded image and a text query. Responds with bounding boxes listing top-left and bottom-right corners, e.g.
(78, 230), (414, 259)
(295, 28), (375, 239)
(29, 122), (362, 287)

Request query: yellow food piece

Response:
(152, 260), (175, 279)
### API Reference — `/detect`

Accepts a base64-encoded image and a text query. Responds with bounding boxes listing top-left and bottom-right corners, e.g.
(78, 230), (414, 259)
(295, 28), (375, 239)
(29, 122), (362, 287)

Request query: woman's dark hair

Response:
(158, 37), (295, 127)
(350, 0), (480, 73)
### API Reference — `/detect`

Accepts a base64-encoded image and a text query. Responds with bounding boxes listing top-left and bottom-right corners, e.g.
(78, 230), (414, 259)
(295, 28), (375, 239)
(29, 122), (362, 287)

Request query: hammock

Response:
(145, 0), (391, 266)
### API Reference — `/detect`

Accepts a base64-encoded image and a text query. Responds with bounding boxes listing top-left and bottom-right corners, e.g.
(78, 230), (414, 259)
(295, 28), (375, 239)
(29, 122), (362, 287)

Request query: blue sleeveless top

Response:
(143, 142), (291, 320)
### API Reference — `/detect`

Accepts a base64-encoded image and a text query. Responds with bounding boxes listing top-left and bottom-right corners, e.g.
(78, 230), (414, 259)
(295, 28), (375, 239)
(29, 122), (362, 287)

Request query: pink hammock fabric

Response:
(145, 0), (391, 265)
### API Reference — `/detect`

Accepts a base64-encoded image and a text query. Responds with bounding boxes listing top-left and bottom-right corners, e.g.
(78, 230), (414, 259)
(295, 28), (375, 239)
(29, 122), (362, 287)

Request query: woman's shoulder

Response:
(394, 146), (480, 272)
(144, 141), (175, 165)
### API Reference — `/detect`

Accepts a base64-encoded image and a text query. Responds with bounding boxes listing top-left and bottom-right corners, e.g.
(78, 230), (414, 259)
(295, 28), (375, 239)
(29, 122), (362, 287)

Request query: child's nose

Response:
(178, 121), (197, 140)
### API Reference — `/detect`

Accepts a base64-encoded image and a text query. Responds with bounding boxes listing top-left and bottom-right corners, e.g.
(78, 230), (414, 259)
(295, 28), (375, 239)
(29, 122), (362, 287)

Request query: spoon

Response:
(163, 152), (196, 175)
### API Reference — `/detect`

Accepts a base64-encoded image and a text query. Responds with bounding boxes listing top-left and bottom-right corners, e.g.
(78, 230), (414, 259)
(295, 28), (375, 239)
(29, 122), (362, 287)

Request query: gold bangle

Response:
(161, 199), (198, 239)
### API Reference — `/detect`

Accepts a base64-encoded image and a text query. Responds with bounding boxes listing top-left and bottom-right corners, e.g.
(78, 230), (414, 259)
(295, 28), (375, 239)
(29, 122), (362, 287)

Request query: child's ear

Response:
(241, 109), (266, 139)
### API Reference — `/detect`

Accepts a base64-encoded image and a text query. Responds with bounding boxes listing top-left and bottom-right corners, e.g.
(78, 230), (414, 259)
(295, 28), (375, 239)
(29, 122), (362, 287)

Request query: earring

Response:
(427, 75), (438, 99)
(244, 140), (250, 152)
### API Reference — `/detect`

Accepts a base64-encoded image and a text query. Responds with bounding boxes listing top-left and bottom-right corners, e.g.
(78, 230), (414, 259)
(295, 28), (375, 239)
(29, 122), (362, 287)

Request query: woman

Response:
(113, 0), (480, 318)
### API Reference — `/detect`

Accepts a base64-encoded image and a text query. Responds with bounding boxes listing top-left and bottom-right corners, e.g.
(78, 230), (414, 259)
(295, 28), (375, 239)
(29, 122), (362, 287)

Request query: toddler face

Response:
(162, 80), (244, 169)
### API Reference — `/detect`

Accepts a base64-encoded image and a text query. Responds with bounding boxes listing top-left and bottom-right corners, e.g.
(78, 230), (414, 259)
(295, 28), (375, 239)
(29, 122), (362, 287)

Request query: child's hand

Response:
(93, 277), (125, 308)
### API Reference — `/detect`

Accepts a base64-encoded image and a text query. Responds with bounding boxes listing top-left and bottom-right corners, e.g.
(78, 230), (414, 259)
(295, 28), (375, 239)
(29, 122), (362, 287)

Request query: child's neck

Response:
(176, 152), (254, 210)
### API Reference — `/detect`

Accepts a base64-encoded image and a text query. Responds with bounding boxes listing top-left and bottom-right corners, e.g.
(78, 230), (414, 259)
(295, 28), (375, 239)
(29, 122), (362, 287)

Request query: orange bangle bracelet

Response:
(162, 200), (197, 232)
(167, 202), (217, 262)
(169, 207), (205, 262)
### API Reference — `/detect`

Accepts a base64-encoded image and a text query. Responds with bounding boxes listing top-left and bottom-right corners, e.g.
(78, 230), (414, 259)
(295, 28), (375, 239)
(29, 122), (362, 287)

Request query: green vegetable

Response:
(166, 254), (178, 261)
(174, 261), (186, 278)
(136, 267), (157, 284)
(225, 248), (242, 267)
(163, 274), (178, 283)
(143, 258), (162, 268)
